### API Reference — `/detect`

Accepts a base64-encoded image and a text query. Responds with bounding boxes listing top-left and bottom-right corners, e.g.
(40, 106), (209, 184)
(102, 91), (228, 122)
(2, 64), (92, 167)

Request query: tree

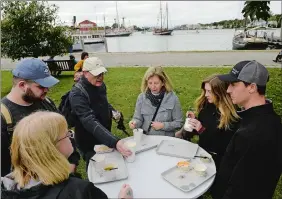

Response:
(242, 1), (271, 22)
(112, 23), (118, 29)
(268, 14), (282, 27)
(1, 1), (73, 60)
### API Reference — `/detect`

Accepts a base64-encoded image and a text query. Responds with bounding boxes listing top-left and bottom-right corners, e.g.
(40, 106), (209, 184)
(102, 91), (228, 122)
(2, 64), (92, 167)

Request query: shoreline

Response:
(1, 51), (281, 70)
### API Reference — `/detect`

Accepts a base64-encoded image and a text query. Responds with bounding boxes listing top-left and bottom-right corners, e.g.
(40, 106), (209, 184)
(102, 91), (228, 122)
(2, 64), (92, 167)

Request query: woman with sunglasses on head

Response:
(179, 75), (240, 169)
(1, 111), (133, 199)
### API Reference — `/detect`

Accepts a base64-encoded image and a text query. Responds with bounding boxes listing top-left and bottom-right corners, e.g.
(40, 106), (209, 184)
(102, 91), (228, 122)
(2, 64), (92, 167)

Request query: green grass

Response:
(1, 67), (281, 199)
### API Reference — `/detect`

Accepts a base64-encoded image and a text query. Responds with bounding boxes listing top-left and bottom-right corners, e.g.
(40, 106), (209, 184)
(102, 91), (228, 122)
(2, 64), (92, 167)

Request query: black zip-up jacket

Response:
(197, 103), (240, 169)
(69, 77), (119, 157)
(1, 174), (108, 199)
(212, 100), (282, 199)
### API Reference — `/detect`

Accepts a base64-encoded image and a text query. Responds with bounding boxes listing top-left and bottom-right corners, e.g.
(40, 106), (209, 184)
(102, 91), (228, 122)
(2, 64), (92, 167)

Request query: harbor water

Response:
(83, 29), (281, 53)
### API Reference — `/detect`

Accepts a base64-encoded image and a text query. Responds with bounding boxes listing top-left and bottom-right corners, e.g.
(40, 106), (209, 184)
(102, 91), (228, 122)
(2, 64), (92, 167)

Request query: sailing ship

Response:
(105, 2), (132, 37)
(153, 1), (173, 36)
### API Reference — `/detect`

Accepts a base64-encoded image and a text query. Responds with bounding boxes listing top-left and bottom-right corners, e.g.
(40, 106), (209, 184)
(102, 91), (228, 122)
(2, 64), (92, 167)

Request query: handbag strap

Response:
(147, 97), (164, 133)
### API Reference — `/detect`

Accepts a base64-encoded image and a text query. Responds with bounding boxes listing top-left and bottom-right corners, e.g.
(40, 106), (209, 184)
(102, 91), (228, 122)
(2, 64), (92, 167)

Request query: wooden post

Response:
(104, 38), (108, 53)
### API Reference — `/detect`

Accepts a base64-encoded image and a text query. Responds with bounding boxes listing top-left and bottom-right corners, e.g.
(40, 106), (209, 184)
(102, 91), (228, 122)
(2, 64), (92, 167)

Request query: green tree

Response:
(112, 23), (118, 29)
(242, 1), (271, 22)
(268, 14), (282, 27)
(1, 1), (73, 60)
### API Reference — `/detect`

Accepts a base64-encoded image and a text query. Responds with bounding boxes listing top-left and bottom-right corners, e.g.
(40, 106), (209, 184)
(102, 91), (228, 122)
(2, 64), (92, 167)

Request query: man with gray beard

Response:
(1, 58), (80, 177)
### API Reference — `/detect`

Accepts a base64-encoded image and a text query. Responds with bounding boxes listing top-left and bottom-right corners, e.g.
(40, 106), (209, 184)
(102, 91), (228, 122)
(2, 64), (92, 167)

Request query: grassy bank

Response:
(1, 67), (281, 199)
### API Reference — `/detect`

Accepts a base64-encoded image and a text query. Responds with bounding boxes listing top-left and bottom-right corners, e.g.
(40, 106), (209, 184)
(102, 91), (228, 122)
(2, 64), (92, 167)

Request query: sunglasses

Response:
(56, 130), (74, 143)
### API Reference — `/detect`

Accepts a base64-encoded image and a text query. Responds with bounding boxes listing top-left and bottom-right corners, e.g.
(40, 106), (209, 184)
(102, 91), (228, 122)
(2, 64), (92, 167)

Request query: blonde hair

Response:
(141, 66), (173, 92)
(11, 111), (71, 188)
(195, 74), (240, 129)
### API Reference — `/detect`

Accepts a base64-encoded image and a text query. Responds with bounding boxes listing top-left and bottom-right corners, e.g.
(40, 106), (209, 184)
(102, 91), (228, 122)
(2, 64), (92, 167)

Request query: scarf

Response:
(145, 89), (165, 107)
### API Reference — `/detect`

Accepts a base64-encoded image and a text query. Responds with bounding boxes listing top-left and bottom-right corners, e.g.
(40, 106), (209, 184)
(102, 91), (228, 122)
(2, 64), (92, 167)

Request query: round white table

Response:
(90, 135), (216, 199)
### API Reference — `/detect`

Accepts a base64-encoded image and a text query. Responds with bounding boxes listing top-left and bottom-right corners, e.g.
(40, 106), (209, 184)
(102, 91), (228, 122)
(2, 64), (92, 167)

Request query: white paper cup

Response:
(125, 140), (137, 163)
(133, 128), (143, 147)
(184, 118), (193, 132)
(194, 164), (207, 176)
(93, 154), (105, 174)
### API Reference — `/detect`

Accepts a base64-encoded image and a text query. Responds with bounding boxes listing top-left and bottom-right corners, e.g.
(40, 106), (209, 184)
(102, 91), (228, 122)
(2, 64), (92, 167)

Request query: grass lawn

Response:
(1, 67), (281, 199)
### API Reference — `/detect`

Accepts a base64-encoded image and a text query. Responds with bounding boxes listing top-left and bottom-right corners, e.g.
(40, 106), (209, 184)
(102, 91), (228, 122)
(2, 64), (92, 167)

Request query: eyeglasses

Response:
(56, 130), (74, 143)
(95, 73), (104, 78)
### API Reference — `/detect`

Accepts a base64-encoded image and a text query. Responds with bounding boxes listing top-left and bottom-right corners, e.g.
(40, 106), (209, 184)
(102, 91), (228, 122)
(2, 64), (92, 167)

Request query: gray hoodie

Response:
(132, 91), (183, 136)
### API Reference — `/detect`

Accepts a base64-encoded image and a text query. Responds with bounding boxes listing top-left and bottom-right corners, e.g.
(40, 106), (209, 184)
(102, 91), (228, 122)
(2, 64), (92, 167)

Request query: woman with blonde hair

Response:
(129, 66), (183, 136)
(180, 74), (240, 168)
(1, 111), (133, 199)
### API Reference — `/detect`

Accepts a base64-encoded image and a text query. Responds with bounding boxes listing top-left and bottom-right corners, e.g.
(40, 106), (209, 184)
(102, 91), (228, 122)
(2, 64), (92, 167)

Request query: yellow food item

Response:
(99, 145), (110, 151)
(177, 161), (190, 168)
(104, 164), (116, 171)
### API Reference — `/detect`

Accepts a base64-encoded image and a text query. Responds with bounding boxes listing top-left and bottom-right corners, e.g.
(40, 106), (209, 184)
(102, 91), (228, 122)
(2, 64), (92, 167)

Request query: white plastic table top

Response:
(88, 135), (216, 199)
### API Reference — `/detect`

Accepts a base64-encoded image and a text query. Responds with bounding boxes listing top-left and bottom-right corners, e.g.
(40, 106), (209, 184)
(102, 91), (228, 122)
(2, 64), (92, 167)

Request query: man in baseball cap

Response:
(1, 58), (82, 177)
(212, 60), (282, 199)
(69, 57), (131, 171)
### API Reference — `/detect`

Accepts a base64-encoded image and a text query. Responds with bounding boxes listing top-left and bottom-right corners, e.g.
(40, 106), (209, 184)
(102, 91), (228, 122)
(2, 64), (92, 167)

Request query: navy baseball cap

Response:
(218, 60), (269, 86)
(12, 58), (59, 88)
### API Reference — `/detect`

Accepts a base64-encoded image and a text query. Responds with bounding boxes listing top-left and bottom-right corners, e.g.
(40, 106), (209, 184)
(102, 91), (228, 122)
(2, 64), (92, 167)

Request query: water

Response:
(83, 29), (281, 53)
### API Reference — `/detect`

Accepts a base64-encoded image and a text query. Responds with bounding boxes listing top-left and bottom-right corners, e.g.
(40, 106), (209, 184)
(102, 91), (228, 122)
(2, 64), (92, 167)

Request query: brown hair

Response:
(195, 74), (240, 129)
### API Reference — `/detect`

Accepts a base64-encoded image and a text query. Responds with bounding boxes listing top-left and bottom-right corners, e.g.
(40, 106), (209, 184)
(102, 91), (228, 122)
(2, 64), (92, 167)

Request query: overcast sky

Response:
(52, 1), (282, 27)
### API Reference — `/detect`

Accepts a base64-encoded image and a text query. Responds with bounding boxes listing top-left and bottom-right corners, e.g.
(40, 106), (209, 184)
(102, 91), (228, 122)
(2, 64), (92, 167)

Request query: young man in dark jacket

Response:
(1, 58), (80, 177)
(69, 57), (131, 168)
(212, 60), (282, 199)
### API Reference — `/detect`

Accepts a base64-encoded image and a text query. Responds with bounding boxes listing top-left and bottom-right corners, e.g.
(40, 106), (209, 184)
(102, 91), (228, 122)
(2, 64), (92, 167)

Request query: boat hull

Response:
(153, 30), (173, 35)
(232, 41), (269, 50)
(84, 39), (105, 45)
(105, 32), (132, 37)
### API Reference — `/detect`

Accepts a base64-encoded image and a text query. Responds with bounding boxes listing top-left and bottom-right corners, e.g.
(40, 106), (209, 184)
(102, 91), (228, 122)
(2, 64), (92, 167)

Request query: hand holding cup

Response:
(129, 120), (136, 129)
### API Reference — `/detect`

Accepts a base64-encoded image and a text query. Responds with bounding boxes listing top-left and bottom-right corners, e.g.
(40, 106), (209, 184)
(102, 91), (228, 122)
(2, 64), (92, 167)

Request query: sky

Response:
(51, 1), (282, 27)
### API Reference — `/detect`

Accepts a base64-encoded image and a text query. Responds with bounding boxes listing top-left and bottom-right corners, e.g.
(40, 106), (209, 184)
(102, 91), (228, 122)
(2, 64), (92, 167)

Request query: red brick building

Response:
(78, 20), (97, 32)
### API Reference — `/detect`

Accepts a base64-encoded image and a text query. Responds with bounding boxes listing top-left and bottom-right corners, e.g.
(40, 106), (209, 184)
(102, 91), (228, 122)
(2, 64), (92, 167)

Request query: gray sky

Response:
(52, 1), (282, 27)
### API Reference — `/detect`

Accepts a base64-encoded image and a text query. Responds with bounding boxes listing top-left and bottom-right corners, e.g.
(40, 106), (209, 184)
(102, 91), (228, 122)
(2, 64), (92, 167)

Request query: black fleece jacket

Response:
(212, 100), (282, 199)
(69, 77), (119, 156)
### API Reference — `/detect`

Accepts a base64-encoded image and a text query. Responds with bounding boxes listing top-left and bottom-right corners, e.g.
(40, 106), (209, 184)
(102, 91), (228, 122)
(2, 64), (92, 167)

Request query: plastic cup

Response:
(125, 140), (137, 163)
(184, 118), (193, 132)
(133, 128), (143, 148)
(194, 164), (207, 176)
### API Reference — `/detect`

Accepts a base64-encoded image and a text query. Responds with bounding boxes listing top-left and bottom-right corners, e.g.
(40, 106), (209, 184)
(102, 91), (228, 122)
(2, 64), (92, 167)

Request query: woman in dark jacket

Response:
(180, 75), (240, 169)
(1, 111), (133, 199)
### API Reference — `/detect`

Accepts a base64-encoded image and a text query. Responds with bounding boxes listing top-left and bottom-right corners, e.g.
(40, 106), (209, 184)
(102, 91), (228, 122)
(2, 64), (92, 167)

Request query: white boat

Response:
(105, 30), (132, 37)
(105, 2), (132, 37)
(71, 31), (105, 45)
(84, 37), (105, 44)
(232, 27), (269, 50)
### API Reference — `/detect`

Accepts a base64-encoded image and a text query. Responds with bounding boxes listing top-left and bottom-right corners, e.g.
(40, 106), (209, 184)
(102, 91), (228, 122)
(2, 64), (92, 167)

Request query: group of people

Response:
(1, 53), (281, 199)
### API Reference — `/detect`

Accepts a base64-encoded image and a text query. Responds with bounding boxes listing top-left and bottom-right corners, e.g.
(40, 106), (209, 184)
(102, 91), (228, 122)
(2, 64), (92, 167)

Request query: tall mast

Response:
(95, 6), (98, 32)
(160, 1), (162, 31)
(115, 1), (120, 31)
(166, 2), (168, 30)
